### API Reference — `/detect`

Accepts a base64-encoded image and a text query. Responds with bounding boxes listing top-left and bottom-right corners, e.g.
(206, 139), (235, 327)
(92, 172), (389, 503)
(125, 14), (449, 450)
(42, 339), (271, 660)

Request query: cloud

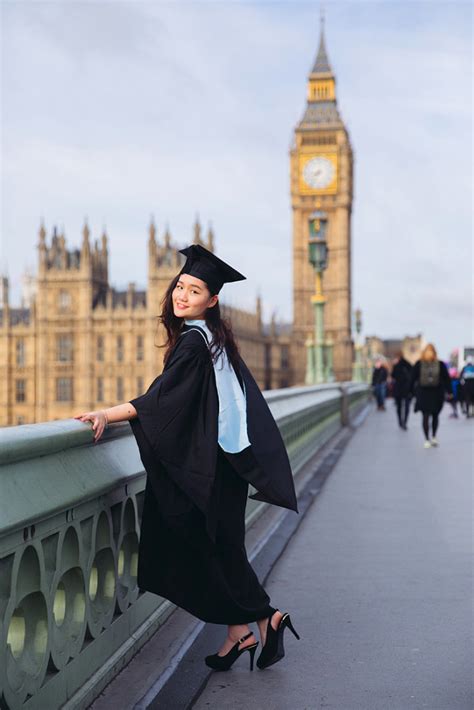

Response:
(1, 0), (472, 359)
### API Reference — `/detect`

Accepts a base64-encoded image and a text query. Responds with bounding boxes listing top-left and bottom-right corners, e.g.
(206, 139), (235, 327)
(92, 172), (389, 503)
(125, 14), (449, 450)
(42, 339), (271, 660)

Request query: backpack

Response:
(420, 360), (440, 387)
(462, 363), (474, 380)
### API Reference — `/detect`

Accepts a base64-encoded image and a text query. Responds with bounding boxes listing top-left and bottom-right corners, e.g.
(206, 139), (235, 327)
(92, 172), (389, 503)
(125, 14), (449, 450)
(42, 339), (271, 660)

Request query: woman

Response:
(75, 244), (299, 672)
(390, 352), (412, 430)
(448, 366), (460, 419)
(460, 357), (474, 418)
(410, 343), (452, 448)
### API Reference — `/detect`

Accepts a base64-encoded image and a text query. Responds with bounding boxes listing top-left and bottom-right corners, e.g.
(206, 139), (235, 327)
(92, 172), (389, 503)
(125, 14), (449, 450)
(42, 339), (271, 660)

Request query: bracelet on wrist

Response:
(103, 410), (109, 428)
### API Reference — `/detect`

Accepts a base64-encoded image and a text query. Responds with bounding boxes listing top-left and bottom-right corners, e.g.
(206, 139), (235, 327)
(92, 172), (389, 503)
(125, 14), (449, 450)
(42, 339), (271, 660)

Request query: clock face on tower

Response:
(302, 156), (335, 189)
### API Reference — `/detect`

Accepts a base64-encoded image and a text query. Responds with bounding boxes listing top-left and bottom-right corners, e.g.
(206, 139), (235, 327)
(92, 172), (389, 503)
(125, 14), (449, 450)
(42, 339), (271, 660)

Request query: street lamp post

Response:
(306, 211), (332, 384)
(324, 334), (334, 383)
(352, 308), (363, 382)
(304, 333), (315, 386)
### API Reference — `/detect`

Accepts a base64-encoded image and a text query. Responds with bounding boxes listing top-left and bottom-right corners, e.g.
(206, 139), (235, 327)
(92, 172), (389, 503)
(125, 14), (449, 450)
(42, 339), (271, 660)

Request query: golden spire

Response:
(307, 9), (336, 102)
(164, 223), (171, 247)
(207, 222), (215, 251)
(81, 218), (91, 257)
(148, 216), (157, 263)
(38, 219), (46, 245)
(149, 215), (156, 244)
(101, 226), (108, 253)
(193, 215), (202, 244)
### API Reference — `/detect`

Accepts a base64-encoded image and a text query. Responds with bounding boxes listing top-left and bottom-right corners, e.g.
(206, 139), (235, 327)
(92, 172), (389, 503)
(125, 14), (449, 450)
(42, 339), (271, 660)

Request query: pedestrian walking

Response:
(74, 244), (300, 672)
(459, 357), (474, 418)
(371, 359), (388, 410)
(448, 367), (460, 419)
(410, 343), (453, 448)
(390, 352), (412, 430)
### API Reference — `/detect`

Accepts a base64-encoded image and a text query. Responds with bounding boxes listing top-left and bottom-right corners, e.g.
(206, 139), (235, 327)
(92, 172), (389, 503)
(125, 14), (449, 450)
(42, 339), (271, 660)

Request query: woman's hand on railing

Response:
(74, 410), (108, 443)
(74, 403), (138, 442)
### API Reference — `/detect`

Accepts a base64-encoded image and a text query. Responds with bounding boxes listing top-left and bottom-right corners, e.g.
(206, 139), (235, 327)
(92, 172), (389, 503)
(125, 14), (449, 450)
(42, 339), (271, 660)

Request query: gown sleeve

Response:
(128, 335), (210, 451)
(128, 331), (219, 519)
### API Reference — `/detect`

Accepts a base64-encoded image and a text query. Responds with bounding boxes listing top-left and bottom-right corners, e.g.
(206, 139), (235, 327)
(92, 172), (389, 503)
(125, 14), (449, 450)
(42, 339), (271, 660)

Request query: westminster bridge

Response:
(0, 384), (471, 710)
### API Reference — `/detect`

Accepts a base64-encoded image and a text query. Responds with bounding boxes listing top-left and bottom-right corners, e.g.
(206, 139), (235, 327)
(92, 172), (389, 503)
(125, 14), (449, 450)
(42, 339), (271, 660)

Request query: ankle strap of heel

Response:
(239, 631), (254, 643)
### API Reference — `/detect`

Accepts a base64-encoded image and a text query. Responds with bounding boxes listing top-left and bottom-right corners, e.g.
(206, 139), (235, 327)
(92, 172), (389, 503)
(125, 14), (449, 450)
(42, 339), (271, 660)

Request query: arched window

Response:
(58, 290), (71, 311)
(56, 377), (73, 402)
(97, 377), (104, 402)
(117, 336), (124, 362)
(57, 334), (74, 362)
(15, 379), (26, 403)
(16, 338), (25, 367)
(137, 335), (144, 361)
(97, 335), (105, 361)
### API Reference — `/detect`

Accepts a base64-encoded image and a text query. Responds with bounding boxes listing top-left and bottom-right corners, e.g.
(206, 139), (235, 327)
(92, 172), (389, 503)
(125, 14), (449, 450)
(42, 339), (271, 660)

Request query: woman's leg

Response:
(219, 611), (286, 655)
(395, 397), (403, 426)
(432, 413), (439, 437)
(218, 624), (257, 656)
(375, 384), (383, 408)
(213, 448), (275, 649)
(403, 397), (410, 426)
(256, 611), (284, 646)
(422, 413), (430, 439)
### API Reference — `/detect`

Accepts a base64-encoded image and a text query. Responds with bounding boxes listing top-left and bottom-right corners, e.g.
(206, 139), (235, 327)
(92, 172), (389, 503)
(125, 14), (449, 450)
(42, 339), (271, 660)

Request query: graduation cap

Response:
(178, 244), (246, 294)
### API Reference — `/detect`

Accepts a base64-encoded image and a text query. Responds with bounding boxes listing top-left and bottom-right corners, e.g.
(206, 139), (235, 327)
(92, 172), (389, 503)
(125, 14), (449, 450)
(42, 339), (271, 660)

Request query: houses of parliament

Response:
(0, 22), (355, 427)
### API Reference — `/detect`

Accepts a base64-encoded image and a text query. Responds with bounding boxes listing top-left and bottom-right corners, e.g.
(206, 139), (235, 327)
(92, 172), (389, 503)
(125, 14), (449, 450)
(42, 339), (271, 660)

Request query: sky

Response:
(1, 0), (472, 359)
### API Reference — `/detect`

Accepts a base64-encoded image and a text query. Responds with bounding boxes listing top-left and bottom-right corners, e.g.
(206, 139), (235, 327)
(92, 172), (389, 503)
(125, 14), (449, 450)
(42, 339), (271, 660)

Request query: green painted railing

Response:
(0, 382), (369, 710)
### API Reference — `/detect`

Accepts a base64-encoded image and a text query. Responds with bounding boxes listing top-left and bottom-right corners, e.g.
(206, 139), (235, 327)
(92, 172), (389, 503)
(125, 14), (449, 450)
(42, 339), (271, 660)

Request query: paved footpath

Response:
(193, 406), (472, 710)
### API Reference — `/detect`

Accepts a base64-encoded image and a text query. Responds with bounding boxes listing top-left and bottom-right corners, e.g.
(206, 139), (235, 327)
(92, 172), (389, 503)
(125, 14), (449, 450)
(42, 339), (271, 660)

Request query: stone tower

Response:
(290, 16), (354, 382)
(35, 220), (109, 419)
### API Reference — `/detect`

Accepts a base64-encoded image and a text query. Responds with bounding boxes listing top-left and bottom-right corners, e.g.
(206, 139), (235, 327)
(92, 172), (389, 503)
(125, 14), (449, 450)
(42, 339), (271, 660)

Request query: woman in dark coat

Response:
(390, 352), (412, 430)
(410, 343), (452, 448)
(75, 244), (299, 672)
(371, 359), (388, 410)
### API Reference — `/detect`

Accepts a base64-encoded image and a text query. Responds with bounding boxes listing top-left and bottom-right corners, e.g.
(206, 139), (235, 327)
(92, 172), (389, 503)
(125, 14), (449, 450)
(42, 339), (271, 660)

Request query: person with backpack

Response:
(390, 352), (413, 430)
(410, 343), (453, 448)
(460, 356), (474, 418)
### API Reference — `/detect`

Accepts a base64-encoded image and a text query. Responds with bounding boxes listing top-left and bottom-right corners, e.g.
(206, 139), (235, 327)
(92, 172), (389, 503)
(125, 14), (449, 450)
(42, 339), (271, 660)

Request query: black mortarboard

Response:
(178, 244), (246, 294)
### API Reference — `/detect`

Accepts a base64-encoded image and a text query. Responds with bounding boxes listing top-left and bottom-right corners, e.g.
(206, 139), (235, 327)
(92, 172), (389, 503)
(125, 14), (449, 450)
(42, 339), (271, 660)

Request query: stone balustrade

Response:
(0, 383), (369, 710)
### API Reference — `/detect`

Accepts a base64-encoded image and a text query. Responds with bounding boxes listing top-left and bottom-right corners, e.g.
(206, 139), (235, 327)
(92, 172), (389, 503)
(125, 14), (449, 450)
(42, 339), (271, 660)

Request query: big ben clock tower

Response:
(290, 17), (354, 382)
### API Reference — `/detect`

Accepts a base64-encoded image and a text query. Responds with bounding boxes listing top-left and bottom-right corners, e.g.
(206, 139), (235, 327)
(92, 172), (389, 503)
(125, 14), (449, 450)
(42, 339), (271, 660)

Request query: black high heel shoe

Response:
(256, 611), (300, 670)
(205, 631), (259, 671)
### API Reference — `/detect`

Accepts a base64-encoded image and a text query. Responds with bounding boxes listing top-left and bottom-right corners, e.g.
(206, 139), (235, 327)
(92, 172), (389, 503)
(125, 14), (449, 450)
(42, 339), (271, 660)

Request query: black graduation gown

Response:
(128, 325), (297, 624)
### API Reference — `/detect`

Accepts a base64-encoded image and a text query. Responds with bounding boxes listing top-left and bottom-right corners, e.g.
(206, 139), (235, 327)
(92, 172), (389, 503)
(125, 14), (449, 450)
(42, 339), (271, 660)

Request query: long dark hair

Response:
(156, 273), (241, 373)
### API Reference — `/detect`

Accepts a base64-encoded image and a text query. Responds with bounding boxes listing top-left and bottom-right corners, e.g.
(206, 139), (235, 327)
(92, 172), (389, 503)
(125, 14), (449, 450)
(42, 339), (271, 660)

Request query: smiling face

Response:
(172, 273), (219, 319)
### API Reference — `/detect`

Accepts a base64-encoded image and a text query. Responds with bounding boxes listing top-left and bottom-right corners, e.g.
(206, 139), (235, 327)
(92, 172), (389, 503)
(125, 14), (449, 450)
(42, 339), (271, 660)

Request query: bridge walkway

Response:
(192, 406), (472, 710)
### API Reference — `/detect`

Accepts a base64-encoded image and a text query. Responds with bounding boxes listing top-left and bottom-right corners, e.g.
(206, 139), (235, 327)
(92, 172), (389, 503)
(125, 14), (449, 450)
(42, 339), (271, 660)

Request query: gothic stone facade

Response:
(363, 334), (426, 368)
(0, 222), (291, 427)
(1, 22), (357, 425)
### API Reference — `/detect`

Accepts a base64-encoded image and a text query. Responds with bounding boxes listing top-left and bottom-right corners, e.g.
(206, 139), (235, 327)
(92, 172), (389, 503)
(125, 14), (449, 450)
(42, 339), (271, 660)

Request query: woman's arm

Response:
(409, 361), (420, 393)
(74, 402), (138, 442)
(439, 362), (453, 396)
